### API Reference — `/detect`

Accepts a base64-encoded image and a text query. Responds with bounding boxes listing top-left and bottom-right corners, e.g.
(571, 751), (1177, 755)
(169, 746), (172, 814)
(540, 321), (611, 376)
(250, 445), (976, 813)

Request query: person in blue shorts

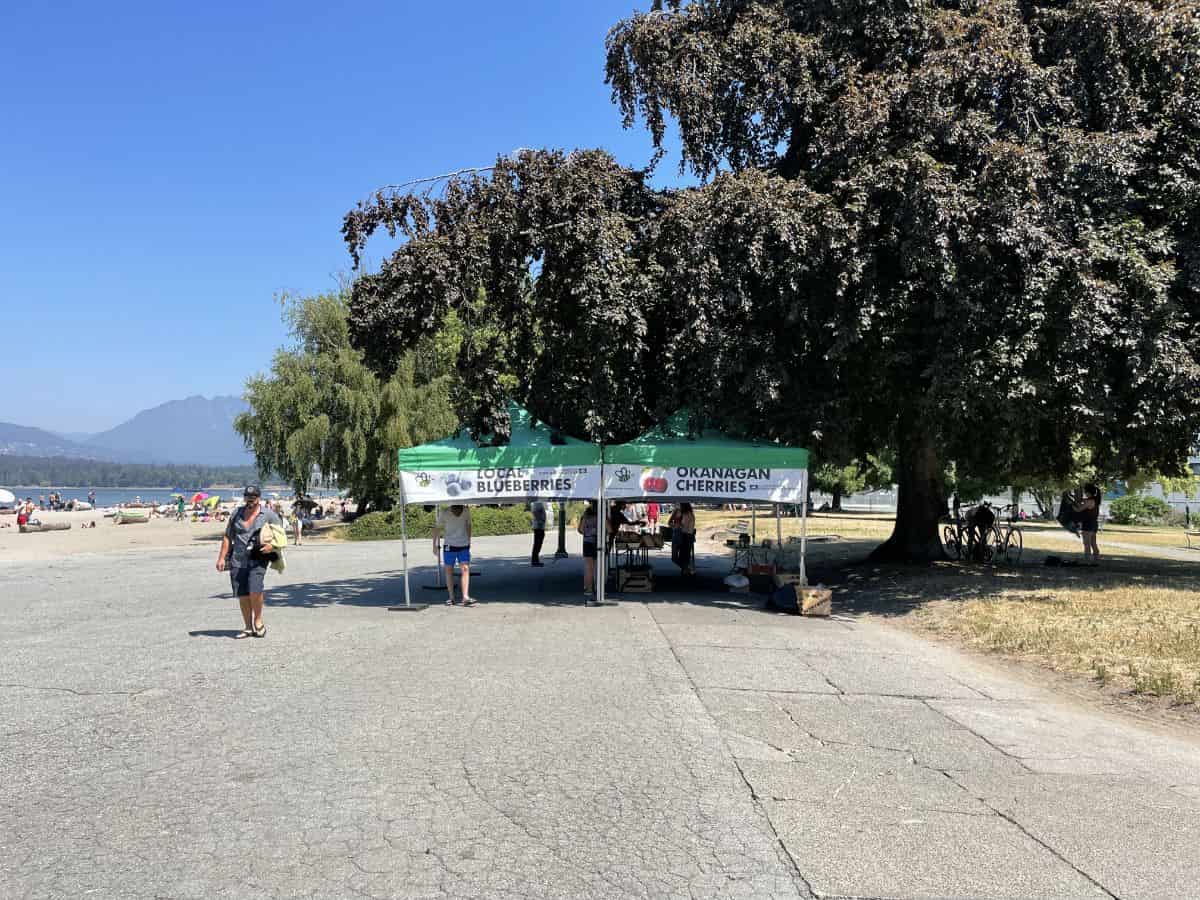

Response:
(433, 504), (475, 606)
(216, 485), (282, 638)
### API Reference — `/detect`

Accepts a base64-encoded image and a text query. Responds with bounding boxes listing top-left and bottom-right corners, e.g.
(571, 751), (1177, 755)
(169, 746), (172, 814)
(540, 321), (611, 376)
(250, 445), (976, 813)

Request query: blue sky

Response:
(1, 1), (675, 433)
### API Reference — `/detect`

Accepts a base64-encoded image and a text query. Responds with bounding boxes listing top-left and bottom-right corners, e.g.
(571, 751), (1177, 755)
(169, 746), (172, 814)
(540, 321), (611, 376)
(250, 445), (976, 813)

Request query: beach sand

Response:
(0, 508), (337, 563)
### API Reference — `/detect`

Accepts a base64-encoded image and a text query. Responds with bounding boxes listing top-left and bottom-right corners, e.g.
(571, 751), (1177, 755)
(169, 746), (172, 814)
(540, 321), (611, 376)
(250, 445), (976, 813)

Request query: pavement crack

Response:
(942, 770), (1121, 898)
(0, 682), (147, 697)
(654, 618), (814, 898)
(920, 699), (1035, 773)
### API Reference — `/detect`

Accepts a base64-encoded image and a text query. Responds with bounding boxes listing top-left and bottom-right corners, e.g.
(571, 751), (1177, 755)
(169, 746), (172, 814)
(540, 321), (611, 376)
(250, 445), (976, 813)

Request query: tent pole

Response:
(799, 478), (809, 587)
(422, 503), (444, 590)
(389, 476), (427, 611)
(595, 474), (606, 606)
(775, 502), (782, 566)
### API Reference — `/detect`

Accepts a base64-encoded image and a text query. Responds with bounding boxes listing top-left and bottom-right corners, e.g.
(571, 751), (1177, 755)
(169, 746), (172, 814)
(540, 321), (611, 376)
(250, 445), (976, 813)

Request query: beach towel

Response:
(264, 521), (288, 573)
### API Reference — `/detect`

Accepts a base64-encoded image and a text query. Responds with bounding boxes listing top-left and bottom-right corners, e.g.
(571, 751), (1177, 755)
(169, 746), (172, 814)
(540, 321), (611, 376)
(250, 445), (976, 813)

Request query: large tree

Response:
(345, 0), (1200, 559)
(236, 292), (459, 508)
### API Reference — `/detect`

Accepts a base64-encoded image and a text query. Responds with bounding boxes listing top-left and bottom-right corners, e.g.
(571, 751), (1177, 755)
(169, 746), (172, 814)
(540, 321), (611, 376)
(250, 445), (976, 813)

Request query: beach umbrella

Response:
(0, 489), (15, 505)
(190, 492), (209, 503)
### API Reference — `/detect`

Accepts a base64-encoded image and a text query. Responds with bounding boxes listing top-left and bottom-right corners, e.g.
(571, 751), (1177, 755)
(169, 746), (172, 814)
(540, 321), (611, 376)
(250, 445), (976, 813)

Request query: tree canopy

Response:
(236, 292), (460, 508)
(344, 0), (1200, 559)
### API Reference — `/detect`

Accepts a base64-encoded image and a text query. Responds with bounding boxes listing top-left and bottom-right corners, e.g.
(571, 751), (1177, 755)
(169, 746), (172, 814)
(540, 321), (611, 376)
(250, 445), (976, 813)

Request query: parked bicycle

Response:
(942, 502), (1022, 565)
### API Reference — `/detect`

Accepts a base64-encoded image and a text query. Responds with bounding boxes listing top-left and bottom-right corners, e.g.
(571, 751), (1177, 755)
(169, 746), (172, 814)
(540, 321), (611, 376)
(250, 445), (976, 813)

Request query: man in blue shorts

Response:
(433, 504), (475, 606)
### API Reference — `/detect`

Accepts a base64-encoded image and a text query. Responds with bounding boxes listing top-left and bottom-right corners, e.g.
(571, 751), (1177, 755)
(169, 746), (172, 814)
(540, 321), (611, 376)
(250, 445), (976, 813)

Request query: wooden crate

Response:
(799, 587), (832, 617)
(617, 569), (654, 592)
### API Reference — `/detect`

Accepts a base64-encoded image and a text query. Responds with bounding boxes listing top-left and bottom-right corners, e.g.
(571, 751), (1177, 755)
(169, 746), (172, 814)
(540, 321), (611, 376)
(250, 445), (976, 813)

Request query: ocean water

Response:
(6, 486), (342, 508)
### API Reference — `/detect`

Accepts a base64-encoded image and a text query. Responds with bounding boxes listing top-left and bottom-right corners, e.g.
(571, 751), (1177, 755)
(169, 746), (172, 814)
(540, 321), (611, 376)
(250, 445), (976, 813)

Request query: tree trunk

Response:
(831, 485), (843, 512)
(868, 416), (947, 562)
(1030, 489), (1055, 519)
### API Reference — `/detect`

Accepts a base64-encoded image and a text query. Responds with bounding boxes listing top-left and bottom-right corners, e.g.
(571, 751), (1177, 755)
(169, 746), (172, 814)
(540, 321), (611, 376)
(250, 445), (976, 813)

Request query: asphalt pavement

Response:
(2, 534), (1197, 899)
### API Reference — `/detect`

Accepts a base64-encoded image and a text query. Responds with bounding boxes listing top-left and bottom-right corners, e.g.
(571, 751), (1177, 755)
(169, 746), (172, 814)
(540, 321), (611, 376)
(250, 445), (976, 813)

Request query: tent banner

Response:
(604, 465), (809, 503)
(401, 465), (602, 503)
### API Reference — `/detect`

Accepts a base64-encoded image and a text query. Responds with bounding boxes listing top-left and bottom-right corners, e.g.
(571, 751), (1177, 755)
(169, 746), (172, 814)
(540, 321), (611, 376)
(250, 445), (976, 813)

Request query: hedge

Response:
(1107, 494), (1172, 526)
(345, 505), (533, 541)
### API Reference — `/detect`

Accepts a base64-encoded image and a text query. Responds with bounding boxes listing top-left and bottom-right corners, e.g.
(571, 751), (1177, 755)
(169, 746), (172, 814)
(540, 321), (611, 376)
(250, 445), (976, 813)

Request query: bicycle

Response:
(942, 509), (995, 563)
(943, 501), (1022, 565)
(989, 503), (1023, 565)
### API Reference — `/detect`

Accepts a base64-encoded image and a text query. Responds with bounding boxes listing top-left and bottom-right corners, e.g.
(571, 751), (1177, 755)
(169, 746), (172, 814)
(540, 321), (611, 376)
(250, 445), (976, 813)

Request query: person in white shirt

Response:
(433, 505), (475, 605)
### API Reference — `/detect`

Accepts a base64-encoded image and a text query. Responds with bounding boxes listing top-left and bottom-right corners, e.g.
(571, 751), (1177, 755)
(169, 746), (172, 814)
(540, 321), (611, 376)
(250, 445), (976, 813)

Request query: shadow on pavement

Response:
(260, 548), (811, 617)
(187, 629), (246, 638)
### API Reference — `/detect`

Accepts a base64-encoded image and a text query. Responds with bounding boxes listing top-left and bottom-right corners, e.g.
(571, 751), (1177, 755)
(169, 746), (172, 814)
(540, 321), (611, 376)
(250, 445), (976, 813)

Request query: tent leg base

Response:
(388, 605), (429, 612)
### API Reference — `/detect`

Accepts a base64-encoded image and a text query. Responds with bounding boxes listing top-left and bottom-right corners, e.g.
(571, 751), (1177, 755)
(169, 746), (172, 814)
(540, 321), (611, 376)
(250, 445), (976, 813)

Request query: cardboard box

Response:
(799, 587), (832, 617)
(773, 572), (806, 588)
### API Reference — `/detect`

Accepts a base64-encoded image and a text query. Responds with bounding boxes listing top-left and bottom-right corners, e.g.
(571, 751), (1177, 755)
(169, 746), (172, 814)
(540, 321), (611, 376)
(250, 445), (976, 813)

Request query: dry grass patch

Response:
(912, 579), (1200, 705)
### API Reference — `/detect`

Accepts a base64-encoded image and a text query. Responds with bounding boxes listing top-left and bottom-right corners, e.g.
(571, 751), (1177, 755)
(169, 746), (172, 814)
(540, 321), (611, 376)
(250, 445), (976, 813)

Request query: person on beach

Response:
(577, 501), (599, 598)
(215, 485), (282, 638)
(530, 500), (548, 567)
(433, 504), (475, 606)
(1073, 484), (1101, 565)
(87, 489), (96, 509)
(290, 503), (303, 546)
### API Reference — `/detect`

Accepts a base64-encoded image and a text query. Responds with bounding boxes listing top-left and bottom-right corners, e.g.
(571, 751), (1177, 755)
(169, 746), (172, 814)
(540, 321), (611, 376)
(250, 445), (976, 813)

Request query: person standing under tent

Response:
(671, 502), (697, 576)
(530, 500), (548, 567)
(433, 504), (475, 606)
(646, 501), (659, 530)
(215, 485), (281, 639)
(577, 502), (599, 599)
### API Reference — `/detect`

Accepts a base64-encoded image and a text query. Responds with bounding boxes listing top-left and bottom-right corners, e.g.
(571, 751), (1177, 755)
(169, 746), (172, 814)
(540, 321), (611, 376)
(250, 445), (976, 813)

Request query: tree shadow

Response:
(818, 538), (1200, 619)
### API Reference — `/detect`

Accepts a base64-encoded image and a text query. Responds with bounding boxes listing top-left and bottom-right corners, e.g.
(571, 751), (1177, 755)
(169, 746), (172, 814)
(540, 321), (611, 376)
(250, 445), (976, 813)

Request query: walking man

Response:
(530, 500), (548, 567)
(433, 504), (475, 606)
(215, 485), (282, 639)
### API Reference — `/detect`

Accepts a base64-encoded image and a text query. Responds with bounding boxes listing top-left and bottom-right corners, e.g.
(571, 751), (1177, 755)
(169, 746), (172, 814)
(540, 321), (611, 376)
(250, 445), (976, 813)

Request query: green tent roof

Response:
(603, 410), (808, 470)
(398, 401), (600, 471)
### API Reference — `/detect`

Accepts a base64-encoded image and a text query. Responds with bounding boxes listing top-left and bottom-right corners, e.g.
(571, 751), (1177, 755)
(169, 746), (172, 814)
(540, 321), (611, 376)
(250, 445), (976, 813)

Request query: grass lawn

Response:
(696, 506), (1200, 708)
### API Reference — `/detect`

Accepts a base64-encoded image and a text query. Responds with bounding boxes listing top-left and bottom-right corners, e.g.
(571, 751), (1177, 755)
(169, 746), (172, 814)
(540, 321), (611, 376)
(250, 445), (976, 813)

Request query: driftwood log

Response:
(20, 522), (72, 533)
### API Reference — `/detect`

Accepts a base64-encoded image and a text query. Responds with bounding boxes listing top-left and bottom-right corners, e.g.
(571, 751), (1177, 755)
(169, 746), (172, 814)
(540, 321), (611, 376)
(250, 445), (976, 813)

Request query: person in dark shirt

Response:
(1073, 483), (1101, 565)
(216, 485), (283, 638)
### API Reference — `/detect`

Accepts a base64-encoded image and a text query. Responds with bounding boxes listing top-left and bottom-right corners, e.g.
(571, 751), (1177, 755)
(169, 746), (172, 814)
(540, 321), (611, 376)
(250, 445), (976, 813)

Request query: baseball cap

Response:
(243, 485), (262, 498)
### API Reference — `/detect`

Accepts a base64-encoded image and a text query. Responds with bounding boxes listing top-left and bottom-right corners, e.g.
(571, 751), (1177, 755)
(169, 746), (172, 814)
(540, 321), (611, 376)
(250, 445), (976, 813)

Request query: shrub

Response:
(345, 505), (531, 541)
(1108, 494), (1171, 526)
(1165, 508), (1190, 528)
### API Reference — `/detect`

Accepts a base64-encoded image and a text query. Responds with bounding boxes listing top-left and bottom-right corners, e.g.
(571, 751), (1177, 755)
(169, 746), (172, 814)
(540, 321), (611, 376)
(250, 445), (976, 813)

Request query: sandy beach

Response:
(0, 507), (336, 563)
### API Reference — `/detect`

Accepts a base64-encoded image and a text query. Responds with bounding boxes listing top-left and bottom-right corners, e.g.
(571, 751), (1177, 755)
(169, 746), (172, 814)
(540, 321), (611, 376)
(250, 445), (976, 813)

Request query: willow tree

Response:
(345, 0), (1200, 560)
(237, 292), (459, 508)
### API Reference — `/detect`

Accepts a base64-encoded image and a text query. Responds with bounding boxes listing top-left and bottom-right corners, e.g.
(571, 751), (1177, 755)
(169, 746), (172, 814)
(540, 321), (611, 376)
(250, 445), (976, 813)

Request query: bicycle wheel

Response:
(1004, 528), (1023, 565)
(989, 526), (1005, 564)
(942, 525), (962, 560)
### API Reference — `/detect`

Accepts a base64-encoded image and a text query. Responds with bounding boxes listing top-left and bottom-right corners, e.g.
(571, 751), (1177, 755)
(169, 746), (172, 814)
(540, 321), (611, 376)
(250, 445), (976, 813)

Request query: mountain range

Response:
(0, 395), (254, 466)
